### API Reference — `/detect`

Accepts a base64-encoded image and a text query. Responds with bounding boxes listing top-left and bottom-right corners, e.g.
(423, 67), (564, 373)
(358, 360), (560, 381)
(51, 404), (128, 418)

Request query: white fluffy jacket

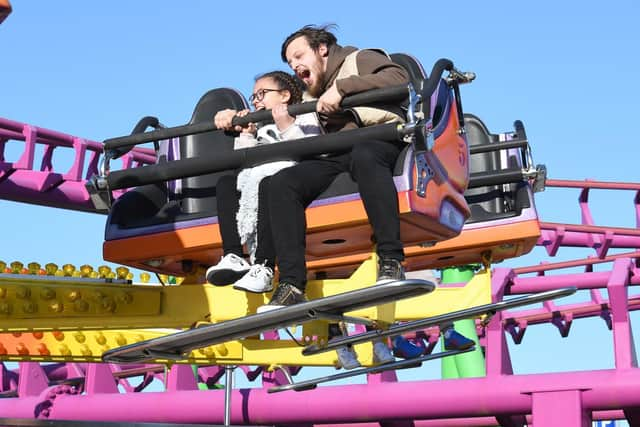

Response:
(236, 112), (321, 261)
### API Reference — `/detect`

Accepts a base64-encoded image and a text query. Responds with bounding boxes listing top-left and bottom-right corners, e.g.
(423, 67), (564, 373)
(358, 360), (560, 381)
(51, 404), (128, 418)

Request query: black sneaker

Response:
(376, 258), (405, 283)
(256, 282), (307, 313)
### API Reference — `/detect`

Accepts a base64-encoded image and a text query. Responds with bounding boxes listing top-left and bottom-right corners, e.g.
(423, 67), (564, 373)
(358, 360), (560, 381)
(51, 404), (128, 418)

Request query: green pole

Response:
(440, 266), (486, 378)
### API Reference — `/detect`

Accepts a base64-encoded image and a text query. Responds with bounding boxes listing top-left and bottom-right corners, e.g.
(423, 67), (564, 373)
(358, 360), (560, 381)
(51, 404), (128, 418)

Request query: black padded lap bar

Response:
(106, 123), (402, 190)
(468, 168), (526, 189)
(102, 85), (410, 151)
(469, 139), (528, 155)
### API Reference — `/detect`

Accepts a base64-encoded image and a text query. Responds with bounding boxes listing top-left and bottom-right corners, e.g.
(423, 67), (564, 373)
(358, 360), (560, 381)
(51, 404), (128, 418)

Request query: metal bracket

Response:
(415, 151), (434, 198)
(406, 83), (423, 125)
(308, 310), (376, 327)
(268, 346), (474, 393)
(85, 150), (115, 211)
(85, 175), (112, 212)
(532, 164), (547, 193)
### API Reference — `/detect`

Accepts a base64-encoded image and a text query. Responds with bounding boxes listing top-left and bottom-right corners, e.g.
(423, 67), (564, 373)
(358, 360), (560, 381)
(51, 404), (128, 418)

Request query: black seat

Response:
(463, 113), (532, 223)
(106, 88), (247, 233)
(315, 52), (430, 201)
(180, 88), (249, 214)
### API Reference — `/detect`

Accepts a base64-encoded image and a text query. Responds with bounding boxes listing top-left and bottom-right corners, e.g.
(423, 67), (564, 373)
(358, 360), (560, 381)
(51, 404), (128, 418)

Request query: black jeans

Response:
(267, 139), (405, 290)
(215, 174), (276, 268)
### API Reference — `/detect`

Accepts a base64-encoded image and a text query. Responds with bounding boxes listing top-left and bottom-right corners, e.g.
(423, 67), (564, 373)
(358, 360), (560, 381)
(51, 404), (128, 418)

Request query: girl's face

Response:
(250, 77), (291, 110)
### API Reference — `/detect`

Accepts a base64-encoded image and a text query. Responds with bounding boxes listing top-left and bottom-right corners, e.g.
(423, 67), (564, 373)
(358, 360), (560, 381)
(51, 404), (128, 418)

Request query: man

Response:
(259, 25), (475, 355)
(259, 25), (409, 312)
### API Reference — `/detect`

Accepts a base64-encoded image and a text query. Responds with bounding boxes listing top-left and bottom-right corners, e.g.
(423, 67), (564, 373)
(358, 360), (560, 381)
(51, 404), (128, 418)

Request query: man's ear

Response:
(318, 43), (329, 57)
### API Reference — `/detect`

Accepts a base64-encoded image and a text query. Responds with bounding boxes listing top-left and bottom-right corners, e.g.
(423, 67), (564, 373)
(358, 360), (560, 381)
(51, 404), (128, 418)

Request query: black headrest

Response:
(390, 53), (427, 89)
(188, 88), (248, 124)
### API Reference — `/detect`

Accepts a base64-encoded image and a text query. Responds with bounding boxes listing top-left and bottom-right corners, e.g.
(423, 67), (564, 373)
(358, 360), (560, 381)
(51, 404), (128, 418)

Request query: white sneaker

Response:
(233, 264), (274, 293)
(206, 253), (250, 286)
(372, 339), (395, 365)
(336, 346), (361, 370)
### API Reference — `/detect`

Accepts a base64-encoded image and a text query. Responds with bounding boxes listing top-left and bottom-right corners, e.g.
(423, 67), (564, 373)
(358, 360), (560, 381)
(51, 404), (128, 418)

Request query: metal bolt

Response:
(117, 292), (133, 304)
(16, 343), (28, 355)
(16, 287), (31, 299)
(95, 333), (106, 345)
(49, 301), (63, 313)
(0, 302), (12, 315)
(73, 300), (89, 312)
(115, 333), (126, 346)
(40, 288), (56, 300)
(22, 301), (37, 313)
(100, 296), (116, 312)
(80, 345), (92, 356)
(67, 291), (81, 302)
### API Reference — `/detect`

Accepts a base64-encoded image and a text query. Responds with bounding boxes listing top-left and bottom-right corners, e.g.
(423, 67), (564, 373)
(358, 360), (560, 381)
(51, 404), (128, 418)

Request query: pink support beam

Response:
(0, 369), (634, 424)
(530, 390), (590, 427)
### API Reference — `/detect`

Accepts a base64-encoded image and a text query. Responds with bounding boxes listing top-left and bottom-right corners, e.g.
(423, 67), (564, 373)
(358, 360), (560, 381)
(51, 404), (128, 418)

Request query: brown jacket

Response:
(319, 44), (409, 133)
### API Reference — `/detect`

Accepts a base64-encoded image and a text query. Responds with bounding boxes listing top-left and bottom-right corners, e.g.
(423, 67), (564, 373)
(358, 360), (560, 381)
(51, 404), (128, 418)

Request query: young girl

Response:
(206, 71), (321, 293)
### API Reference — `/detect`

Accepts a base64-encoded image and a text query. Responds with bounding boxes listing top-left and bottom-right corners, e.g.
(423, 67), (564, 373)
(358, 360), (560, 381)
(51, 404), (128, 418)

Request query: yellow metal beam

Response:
(0, 258), (493, 366)
(0, 328), (379, 367)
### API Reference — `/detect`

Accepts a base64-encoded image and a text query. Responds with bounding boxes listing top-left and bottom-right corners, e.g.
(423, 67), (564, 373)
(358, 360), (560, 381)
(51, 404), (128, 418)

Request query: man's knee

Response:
(350, 144), (378, 166)
(268, 168), (302, 201)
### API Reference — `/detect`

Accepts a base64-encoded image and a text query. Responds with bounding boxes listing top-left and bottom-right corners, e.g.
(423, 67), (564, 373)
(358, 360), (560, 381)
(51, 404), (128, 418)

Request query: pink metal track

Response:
(0, 117), (156, 212)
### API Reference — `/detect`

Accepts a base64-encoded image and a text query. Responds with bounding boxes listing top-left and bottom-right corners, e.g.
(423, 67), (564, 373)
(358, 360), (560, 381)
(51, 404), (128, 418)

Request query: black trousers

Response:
(215, 174), (276, 268)
(267, 139), (405, 290)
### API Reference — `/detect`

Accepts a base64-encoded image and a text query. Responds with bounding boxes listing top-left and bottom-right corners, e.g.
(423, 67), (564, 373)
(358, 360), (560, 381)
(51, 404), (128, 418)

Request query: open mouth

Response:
(297, 68), (311, 85)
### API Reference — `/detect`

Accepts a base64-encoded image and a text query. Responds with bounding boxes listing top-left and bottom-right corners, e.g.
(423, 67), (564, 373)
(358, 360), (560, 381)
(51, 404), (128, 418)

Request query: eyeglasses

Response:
(249, 88), (282, 103)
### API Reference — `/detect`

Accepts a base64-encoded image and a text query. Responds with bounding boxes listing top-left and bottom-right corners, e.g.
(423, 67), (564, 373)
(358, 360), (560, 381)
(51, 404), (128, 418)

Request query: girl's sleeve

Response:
(280, 113), (323, 140)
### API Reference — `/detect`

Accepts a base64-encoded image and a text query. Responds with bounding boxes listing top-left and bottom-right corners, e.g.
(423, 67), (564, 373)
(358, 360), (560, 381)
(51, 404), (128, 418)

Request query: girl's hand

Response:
(272, 104), (295, 131)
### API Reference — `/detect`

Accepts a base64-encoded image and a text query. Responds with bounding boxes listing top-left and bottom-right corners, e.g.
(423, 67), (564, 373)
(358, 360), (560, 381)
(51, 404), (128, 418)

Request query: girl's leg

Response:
(254, 176), (276, 269)
(216, 174), (244, 256)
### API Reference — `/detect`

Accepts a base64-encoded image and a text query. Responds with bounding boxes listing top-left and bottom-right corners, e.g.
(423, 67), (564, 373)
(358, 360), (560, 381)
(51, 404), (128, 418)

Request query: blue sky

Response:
(1, 0), (639, 398)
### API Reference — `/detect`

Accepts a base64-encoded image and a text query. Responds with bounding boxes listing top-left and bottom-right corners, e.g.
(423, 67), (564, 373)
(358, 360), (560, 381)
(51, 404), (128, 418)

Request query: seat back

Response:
(180, 88), (248, 214)
(464, 113), (532, 222)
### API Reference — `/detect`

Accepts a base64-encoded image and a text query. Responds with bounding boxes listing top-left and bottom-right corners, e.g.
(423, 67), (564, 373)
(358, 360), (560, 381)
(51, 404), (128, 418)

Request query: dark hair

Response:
(280, 24), (338, 63)
(255, 70), (304, 104)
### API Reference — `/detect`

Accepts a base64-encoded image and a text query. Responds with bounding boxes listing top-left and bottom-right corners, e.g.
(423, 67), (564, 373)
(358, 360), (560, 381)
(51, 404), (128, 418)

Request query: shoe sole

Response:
(341, 363), (362, 370)
(206, 269), (249, 286)
(444, 342), (475, 351)
(256, 305), (283, 314)
(233, 283), (274, 294)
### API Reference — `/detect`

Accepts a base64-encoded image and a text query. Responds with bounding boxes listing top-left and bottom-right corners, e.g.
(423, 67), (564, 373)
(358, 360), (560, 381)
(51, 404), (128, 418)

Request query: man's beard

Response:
(306, 70), (325, 97)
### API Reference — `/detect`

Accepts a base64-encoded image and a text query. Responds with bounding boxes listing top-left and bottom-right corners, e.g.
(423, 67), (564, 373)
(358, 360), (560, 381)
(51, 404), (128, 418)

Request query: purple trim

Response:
(106, 215), (218, 240)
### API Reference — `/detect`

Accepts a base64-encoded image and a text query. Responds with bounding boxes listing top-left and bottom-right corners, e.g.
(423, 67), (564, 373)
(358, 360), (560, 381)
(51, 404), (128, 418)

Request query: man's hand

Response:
(214, 108), (252, 133)
(272, 104), (295, 131)
(236, 109), (257, 134)
(316, 83), (342, 115)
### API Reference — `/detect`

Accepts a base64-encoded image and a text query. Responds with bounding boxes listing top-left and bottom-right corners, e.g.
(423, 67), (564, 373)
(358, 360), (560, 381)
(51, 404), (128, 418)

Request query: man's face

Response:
(285, 36), (328, 97)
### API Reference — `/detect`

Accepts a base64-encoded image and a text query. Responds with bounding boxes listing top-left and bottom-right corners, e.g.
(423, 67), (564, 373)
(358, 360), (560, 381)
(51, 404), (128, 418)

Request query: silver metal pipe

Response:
(224, 365), (235, 426)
